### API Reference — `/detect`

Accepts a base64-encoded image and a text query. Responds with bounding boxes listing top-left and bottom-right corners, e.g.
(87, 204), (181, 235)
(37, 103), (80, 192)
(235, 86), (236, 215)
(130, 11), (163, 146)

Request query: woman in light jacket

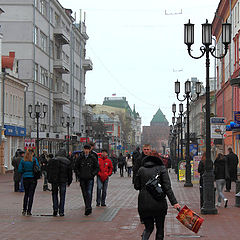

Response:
(126, 153), (133, 177)
(134, 154), (180, 240)
(18, 148), (40, 216)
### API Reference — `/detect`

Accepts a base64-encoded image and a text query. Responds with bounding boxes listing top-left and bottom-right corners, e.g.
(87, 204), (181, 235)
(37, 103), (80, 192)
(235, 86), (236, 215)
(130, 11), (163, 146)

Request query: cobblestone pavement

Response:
(0, 170), (239, 240)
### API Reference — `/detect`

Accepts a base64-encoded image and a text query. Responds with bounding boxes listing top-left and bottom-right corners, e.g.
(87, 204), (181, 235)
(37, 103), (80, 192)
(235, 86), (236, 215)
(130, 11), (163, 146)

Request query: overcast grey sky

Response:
(59, 0), (220, 126)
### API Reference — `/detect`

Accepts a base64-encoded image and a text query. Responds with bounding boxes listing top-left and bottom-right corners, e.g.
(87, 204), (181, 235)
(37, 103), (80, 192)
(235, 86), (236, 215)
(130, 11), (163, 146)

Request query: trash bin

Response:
(235, 192), (240, 207)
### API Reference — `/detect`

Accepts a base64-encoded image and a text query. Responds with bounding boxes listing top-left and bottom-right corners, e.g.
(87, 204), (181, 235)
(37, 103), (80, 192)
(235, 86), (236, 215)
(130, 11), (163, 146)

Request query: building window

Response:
(34, 26), (38, 45)
(40, 67), (48, 87)
(66, 82), (69, 94)
(40, 31), (47, 52)
(5, 93), (8, 114)
(55, 13), (60, 27)
(76, 64), (80, 78)
(35, 0), (39, 9)
(34, 63), (39, 82)
(40, 0), (47, 17)
(50, 40), (54, 58)
(76, 40), (80, 52)
(50, 7), (54, 24)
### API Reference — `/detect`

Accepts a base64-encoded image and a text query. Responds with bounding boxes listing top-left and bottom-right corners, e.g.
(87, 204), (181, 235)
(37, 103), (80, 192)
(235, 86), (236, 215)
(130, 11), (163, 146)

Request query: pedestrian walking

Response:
(18, 148), (40, 216)
(12, 149), (25, 192)
(47, 148), (72, 216)
(126, 153), (133, 177)
(39, 150), (50, 191)
(74, 144), (99, 216)
(198, 152), (206, 208)
(96, 149), (113, 207)
(118, 153), (126, 177)
(134, 154), (180, 240)
(133, 144), (152, 184)
(111, 153), (118, 174)
(225, 147), (239, 192)
(132, 146), (141, 183)
(214, 153), (229, 208)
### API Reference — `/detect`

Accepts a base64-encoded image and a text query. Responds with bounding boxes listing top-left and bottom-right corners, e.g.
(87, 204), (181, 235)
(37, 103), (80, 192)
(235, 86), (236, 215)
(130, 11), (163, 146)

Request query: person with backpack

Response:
(18, 148), (40, 216)
(47, 149), (72, 216)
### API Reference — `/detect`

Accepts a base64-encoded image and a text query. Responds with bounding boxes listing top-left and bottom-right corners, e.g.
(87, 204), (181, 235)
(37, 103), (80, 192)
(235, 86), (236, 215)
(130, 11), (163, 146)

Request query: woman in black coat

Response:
(134, 155), (180, 240)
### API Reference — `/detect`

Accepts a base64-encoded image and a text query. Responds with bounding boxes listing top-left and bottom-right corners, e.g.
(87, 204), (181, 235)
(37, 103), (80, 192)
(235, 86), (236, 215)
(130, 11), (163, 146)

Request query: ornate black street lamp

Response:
(184, 19), (231, 214)
(28, 103), (48, 159)
(175, 79), (201, 187)
(61, 116), (75, 156)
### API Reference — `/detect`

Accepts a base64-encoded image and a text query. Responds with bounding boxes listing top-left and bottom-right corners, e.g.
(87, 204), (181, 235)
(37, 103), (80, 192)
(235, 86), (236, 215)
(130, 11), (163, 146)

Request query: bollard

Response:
(235, 192), (240, 207)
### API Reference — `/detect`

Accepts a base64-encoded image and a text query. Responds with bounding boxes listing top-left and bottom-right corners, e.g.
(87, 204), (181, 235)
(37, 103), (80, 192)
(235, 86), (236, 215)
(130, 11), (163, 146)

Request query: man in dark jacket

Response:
(47, 148), (72, 216)
(75, 144), (99, 216)
(225, 147), (239, 192)
(134, 155), (180, 240)
(12, 149), (24, 192)
(132, 144), (152, 184)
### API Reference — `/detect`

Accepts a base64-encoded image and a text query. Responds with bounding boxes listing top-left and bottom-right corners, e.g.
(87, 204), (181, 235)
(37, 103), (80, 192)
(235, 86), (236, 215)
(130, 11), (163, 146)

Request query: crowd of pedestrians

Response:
(198, 147), (239, 209)
(11, 142), (239, 240)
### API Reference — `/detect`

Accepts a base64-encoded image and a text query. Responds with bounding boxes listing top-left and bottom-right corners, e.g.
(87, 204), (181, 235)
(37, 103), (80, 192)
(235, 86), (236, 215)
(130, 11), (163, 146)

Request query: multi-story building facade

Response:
(103, 97), (142, 152)
(0, 52), (27, 173)
(212, 0), (240, 157)
(0, 0), (92, 155)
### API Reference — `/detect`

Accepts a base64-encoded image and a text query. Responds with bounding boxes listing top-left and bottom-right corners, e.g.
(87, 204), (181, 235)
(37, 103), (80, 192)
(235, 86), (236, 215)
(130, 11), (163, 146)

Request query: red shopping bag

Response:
(176, 205), (204, 233)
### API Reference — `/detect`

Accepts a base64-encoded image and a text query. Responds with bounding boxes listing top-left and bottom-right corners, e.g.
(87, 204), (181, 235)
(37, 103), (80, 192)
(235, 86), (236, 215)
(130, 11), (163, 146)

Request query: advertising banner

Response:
(178, 160), (194, 182)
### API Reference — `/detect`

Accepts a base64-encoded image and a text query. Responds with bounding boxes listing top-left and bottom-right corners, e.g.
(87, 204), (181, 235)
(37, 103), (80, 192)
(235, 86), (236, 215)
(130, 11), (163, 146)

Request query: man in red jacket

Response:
(96, 149), (113, 207)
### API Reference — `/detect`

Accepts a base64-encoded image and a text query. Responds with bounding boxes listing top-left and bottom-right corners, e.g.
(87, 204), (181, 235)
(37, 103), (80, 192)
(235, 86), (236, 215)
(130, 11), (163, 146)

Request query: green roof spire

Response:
(150, 108), (168, 125)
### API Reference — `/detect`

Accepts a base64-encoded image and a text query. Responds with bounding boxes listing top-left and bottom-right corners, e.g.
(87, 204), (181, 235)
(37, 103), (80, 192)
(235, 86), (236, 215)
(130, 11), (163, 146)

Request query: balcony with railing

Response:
(83, 58), (93, 71)
(54, 24), (70, 45)
(54, 58), (70, 74)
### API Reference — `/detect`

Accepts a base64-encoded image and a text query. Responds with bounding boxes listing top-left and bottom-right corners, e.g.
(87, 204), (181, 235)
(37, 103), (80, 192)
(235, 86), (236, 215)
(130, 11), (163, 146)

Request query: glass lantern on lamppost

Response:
(175, 79), (201, 187)
(61, 116), (75, 156)
(184, 19), (231, 214)
(28, 103), (48, 159)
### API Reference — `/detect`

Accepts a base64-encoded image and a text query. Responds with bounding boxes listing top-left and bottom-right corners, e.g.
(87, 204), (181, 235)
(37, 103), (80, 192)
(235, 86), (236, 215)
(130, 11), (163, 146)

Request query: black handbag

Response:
(33, 159), (41, 180)
(145, 172), (165, 201)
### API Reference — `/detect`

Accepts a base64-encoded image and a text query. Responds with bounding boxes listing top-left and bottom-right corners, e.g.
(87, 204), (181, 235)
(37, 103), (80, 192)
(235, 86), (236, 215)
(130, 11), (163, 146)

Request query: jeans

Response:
(216, 179), (226, 203)
(119, 166), (124, 177)
(23, 178), (37, 213)
(127, 167), (132, 177)
(51, 183), (67, 214)
(96, 176), (109, 205)
(42, 170), (48, 190)
(14, 180), (20, 192)
(80, 179), (94, 210)
(20, 175), (24, 192)
(142, 215), (166, 240)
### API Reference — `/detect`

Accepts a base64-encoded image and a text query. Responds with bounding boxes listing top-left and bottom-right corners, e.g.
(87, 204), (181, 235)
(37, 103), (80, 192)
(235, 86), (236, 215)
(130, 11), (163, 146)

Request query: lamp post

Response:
(61, 116), (75, 156)
(28, 103), (48, 159)
(184, 19), (231, 213)
(175, 79), (201, 187)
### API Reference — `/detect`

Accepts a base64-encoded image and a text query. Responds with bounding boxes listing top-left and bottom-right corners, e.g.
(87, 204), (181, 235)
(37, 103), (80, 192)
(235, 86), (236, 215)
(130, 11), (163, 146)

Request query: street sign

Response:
(210, 117), (226, 139)
(210, 117), (226, 124)
(234, 111), (240, 124)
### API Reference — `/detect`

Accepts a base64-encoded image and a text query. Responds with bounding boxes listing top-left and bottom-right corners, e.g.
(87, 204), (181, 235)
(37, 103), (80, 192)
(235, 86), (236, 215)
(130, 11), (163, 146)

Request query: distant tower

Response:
(142, 108), (169, 153)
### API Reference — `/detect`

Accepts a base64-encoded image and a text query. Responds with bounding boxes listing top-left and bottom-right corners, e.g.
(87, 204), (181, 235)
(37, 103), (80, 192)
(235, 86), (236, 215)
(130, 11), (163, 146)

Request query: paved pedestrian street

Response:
(0, 171), (239, 240)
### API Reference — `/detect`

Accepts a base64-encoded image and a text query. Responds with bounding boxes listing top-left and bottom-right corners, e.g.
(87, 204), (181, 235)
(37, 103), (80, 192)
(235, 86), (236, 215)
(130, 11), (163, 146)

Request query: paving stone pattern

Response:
(0, 171), (239, 240)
